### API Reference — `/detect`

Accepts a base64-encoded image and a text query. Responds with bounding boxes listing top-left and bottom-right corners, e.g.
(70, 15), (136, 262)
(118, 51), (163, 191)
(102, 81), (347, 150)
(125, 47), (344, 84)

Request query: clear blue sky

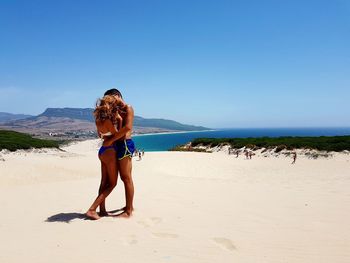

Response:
(0, 0), (349, 128)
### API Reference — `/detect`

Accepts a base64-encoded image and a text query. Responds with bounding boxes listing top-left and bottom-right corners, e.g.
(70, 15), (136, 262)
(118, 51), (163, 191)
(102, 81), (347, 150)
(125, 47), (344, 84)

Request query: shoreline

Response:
(132, 129), (216, 137)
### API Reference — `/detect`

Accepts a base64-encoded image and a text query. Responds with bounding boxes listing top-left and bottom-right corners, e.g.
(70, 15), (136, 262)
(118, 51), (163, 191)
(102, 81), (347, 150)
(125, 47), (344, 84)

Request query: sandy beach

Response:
(0, 139), (349, 263)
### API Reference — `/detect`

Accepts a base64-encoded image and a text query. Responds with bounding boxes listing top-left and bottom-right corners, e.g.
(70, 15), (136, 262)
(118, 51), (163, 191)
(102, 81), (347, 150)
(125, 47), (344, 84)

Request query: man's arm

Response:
(104, 106), (134, 144)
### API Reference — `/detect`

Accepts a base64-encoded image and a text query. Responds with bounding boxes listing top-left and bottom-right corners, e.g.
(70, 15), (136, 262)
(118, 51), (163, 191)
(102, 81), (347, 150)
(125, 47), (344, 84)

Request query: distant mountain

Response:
(0, 112), (33, 123)
(40, 108), (209, 131)
(39, 108), (94, 122)
(0, 108), (210, 138)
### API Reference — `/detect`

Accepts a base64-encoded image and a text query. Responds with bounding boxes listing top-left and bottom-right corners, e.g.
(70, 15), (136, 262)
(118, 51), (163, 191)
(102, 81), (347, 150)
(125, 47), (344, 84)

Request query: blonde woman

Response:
(86, 95), (122, 220)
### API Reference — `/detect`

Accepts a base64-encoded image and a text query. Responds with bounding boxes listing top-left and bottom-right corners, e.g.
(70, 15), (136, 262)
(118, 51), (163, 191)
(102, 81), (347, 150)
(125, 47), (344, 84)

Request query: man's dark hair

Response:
(104, 88), (122, 98)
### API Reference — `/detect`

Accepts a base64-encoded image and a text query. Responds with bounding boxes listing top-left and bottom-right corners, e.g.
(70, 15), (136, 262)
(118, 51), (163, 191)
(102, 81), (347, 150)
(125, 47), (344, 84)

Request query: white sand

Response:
(0, 140), (350, 263)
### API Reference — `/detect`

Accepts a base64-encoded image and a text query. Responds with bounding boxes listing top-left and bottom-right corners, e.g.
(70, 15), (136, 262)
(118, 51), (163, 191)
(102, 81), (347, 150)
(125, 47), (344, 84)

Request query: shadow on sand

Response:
(107, 208), (125, 214)
(46, 212), (87, 223)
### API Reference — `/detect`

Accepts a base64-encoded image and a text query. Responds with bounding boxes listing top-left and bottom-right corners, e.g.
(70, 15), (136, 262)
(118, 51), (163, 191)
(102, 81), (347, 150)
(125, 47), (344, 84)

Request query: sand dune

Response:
(0, 139), (349, 263)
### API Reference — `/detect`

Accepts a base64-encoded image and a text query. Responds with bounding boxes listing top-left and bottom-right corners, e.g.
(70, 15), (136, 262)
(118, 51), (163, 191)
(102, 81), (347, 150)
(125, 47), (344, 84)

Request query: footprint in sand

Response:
(127, 239), (138, 245)
(137, 221), (150, 228)
(122, 235), (138, 245)
(150, 217), (162, 224)
(137, 217), (162, 228)
(152, 232), (178, 239)
(212, 237), (236, 251)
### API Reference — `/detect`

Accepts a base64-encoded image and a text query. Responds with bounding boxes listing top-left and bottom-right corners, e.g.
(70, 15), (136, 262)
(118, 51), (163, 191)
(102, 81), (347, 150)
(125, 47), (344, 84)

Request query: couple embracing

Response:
(86, 88), (135, 220)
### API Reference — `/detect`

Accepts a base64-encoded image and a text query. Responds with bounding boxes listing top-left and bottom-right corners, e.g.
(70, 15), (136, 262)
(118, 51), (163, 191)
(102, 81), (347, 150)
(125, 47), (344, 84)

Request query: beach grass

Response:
(0, 130), (60, 151)
(186, 136), (350, 152)
(169, 145), (211, 152)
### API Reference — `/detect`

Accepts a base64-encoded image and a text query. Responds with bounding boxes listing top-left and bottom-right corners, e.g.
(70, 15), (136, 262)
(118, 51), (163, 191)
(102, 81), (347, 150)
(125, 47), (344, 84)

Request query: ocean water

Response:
(132, 127), (350, 152)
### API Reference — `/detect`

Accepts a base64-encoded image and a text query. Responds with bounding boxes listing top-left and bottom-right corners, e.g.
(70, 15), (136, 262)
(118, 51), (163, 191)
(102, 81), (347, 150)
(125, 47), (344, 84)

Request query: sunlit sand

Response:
(0, 139), (349, 263)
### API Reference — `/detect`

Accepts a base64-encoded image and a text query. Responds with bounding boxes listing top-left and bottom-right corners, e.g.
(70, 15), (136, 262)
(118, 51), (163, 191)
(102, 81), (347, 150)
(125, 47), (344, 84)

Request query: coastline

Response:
(2, 129), (350, 153)
(132, 129), (216, 137)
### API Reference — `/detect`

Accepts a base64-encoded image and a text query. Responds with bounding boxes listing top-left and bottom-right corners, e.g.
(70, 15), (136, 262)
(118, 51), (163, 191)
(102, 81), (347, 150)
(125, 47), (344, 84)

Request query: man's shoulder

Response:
(126, 104), (134, 113)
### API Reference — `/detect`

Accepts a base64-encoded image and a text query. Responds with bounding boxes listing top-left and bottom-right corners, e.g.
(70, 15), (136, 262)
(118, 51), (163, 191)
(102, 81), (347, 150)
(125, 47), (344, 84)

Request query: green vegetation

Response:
(189, 136), (350, 152)
(169, 145), (211, 153)
(0, 130), (60, 151)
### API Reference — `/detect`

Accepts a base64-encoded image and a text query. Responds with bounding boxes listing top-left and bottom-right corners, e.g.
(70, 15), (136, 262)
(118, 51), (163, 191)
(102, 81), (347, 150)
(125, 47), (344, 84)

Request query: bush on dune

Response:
(0, 130), (60, 151)
(189, 136), (350, 152)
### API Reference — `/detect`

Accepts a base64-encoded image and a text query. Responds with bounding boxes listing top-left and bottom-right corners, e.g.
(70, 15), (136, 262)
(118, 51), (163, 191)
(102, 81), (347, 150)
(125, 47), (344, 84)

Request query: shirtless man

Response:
(103, 88), (135, 217)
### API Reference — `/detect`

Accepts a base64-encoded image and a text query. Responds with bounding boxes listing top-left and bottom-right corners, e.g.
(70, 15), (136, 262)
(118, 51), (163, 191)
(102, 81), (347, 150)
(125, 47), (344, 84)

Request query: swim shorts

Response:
(114, 139), (135, 160)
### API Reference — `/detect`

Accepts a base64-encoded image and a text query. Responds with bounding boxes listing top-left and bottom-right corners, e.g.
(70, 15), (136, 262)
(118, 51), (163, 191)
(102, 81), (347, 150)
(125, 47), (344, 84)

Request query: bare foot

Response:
(108, 206), (129, 214)
(120, 206), (134, 212)
(86, 210), (101, 220)
(114, 210), (132, 218)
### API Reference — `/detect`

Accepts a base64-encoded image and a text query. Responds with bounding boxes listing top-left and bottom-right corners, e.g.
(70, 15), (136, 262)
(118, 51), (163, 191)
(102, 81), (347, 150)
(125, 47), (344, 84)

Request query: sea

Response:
(132, 127), (350, 152)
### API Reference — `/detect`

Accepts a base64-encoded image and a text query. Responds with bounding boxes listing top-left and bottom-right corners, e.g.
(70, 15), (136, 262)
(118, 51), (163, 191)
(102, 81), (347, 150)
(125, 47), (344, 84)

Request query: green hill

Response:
(133, 116), (208, 131)
(0, 130), (60, 151)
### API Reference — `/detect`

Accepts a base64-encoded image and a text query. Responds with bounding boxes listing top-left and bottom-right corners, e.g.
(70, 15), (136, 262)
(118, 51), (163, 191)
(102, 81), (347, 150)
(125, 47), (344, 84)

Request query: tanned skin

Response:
(98, 114), (122, 216)
(104, 96), (135, 217)
(86, 119), (119, 220)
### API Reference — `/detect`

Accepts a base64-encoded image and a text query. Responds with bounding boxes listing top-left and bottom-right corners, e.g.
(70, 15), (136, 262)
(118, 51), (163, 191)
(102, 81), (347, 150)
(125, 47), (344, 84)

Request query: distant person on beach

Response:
(138, 151), (142, 161)
(86, 95), (122, 220)
(248, 151), (253, 159)
(103, 88), (135, 218)
(292, 151), (297, 164)
(244, 150), (249, 159)
(228, 148), (233, 155)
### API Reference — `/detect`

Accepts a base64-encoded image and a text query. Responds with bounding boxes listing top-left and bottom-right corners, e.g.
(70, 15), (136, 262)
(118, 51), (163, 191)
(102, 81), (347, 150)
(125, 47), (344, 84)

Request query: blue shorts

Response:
(114, 139), (135, 160)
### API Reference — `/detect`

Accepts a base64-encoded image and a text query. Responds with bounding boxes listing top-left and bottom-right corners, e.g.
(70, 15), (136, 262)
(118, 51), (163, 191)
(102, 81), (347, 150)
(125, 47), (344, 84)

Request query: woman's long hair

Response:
(94, 95), (119, 122)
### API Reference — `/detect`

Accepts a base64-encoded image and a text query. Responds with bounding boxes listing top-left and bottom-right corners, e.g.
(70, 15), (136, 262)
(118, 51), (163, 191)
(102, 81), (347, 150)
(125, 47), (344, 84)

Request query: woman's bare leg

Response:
(100, 160), (119, 216)
(98, 163), (108, 216)
(86, 152), (117, 220)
